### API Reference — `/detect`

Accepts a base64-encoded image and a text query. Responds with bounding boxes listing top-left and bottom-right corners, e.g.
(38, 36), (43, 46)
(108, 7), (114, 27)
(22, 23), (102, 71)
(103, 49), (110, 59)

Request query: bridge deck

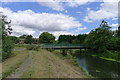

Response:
(40, 43), (90, 49)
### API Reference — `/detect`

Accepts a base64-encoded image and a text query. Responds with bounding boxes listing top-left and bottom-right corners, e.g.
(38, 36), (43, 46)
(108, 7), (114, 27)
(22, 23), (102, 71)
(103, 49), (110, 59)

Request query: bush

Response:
(26, 45), (39, 51)
(67, 54), (79, 66)
(15, 44), (27, 47)
(47, 49), (54, 52)
(2, 37), (14, 61)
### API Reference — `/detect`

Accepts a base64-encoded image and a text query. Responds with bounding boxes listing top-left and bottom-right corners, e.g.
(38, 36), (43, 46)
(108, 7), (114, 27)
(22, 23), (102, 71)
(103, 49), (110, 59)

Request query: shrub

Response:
(2, 37), (14, 61)
(15, 44), (27, 47)
(26, 45), (39, 51)
(67, 54), (79, 66)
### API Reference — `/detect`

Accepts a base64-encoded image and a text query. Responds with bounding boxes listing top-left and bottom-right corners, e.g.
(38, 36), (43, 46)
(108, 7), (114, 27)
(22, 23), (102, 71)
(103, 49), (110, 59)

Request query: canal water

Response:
(76, 55), (120, 78)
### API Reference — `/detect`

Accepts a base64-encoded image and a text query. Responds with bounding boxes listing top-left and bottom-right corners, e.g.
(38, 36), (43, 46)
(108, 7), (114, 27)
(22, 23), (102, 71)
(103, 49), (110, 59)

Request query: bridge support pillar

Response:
(80, 49), (81, 51)
(61, 49), (67, 56)
(79, 49), (82, 54)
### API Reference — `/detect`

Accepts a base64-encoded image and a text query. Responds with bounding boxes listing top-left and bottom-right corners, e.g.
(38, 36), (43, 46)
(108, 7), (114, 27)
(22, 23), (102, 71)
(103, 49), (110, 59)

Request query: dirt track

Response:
(8, 51), (33, 78)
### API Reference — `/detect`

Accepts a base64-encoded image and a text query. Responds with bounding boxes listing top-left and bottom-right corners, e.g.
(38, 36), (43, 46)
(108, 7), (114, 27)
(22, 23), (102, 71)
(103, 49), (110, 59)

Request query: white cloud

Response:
(0, 0), (34, 2)
(76, 11), (82, 14)
(110, 23), (119, 31)
(75, 27), (87, 33)
(111, 23), (119, 27)
(52, 31), (74, 37)
(103, 0), (119, 2)
(65, 0), (98, 7)
(1, 0), (119, 11)
(35, 0), (98, 11)
(112, 17), (118, 20)
(36, 0), (64, 11)
(84, 2), (118, 22)
(86, 8), (91, 11)
(86, 31), (90, 34)
(0, 7), (82, 37)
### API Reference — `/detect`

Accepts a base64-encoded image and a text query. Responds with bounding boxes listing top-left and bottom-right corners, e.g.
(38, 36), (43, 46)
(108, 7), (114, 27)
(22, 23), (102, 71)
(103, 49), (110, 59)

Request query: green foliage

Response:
(91, 51), (120, 61)
(32, 38), (38, 44)
(39, 32), (55, 43)
(2, 37), (14, 61)
(19, 34), (27, 39)
(85, 20), (112, 53)
(19, 34), (38, 44)
(26, 45), (39, 51)
(84, 20), (120, 62)
(25, 35), (33, 44)
(15, 44), (27, 47)
(58, 35), (75, 43)
(58, 34), (87, 44)
(72, 34), (87, 44)
(107, 37), (120, 51)
(67, 54), (79, 66)
(8, 36), (19, 44)
(0, 14), (14, 61)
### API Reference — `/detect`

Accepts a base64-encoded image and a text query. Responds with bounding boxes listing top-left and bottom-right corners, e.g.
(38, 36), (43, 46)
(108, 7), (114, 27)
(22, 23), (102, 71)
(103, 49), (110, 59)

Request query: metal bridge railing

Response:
(40, 43), (88, 48)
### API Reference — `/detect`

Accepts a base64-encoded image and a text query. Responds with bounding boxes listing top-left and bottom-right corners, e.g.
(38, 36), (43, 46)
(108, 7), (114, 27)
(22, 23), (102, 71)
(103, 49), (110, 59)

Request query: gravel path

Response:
(13, 48), (26, 51)
(8, 51), (33, 78)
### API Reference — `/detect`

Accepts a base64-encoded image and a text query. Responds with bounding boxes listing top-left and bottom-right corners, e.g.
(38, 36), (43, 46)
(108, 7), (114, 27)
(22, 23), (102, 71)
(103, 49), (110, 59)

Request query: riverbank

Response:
(53, 50), (93, 78)
(77, 50), (120, 63)
(91, 54), (120, 63)
(76, 54), (120, 78)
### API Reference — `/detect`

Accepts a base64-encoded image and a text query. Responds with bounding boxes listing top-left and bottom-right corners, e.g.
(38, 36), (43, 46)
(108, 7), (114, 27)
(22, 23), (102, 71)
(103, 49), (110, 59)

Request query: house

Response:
(19, 38), (25, 44)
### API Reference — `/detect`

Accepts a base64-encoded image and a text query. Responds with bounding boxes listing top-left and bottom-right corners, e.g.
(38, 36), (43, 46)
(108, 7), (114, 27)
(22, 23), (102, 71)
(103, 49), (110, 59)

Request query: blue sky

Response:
(0, 1), (118, 38)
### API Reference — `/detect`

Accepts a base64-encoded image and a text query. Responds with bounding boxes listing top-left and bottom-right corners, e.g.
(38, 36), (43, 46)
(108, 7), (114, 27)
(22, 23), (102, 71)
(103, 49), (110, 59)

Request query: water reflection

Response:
(77, 55), (120, 78)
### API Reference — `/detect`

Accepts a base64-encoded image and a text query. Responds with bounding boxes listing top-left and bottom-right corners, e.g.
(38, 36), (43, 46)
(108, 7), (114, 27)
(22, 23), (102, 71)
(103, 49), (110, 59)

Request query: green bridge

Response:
(40, 43), (90, 49)
(40, 43), (90, 55)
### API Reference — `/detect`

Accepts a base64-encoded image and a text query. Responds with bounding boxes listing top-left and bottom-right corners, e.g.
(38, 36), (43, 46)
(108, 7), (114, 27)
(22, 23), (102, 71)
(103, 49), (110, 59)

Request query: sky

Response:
(0, 0), (119, 38)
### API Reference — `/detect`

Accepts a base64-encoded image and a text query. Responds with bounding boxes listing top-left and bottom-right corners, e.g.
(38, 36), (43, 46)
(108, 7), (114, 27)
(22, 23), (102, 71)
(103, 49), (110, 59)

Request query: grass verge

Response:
(2, 48), (29, 78)
(53, 50), (92, 78)
(92, 54), (120, 63)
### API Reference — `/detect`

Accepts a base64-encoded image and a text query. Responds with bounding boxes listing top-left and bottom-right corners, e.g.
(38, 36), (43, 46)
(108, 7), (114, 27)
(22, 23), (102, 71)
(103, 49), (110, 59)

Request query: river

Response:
(76, 55), (120, 78)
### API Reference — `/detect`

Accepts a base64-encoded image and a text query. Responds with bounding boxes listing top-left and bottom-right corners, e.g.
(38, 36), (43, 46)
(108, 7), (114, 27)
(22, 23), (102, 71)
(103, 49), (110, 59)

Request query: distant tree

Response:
(32, 38), (38, 44)
(9, 36), (19, 44)
(72, 34), (87, 44)
(39, 32), (55, 43)
(25, 35), (33, 44)
(19, 34), (27, 39)
(85, 20), (112, 53)
(58, 35), (75, 43)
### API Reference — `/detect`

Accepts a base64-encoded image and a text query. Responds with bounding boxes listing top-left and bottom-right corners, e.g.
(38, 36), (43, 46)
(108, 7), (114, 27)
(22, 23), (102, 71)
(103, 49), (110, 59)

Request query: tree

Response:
(19, 34), (27, 39)
(39, 32), (55, 43)
(58, 35), (75, 43)
(107, 37), (120, 51)
(0, 13), (12, 39)
(32, 38), (38, 44)
(0, 13), (14, 61)
(9, 36), (19, 44)
(85, 20), (112, 53)
(72, 34), (87, 44)
(25, 35), (33, 44)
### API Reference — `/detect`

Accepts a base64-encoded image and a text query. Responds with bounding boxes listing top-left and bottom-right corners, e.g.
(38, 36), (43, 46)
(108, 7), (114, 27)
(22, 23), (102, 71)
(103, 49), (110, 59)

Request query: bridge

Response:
(40, 43), (90, 49)
(40, 43), (90, 55)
